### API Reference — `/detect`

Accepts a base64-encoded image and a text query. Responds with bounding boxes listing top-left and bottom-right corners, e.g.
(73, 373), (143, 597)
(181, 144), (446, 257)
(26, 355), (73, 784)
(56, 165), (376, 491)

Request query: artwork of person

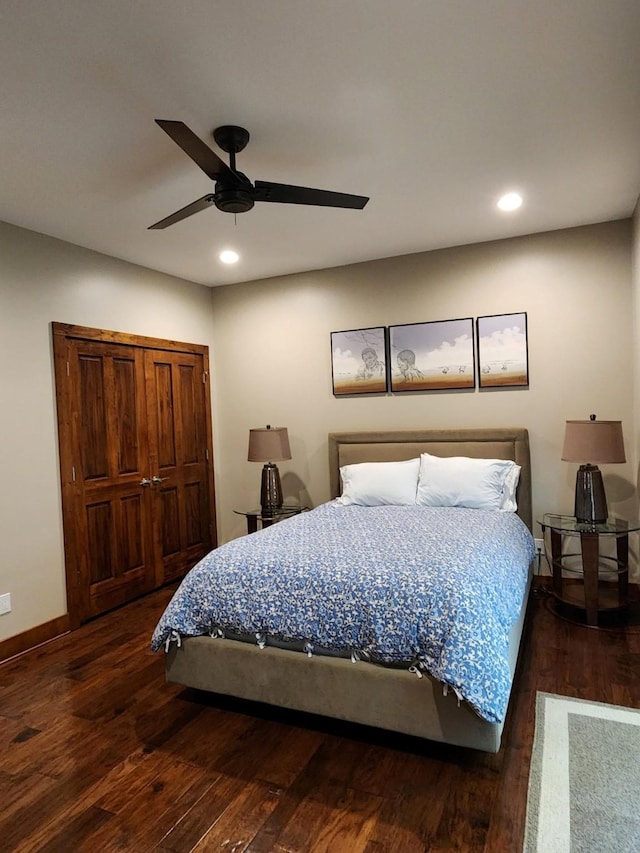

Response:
(356, 347), (385, 380)
(397, 349), (424, 382)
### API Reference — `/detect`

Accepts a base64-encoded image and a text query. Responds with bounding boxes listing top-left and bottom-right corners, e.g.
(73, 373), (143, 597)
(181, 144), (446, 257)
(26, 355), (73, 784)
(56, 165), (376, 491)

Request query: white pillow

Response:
(416, 453), (519, 511)
(500, 463), (521, 512)
(337, 458), (420, 506)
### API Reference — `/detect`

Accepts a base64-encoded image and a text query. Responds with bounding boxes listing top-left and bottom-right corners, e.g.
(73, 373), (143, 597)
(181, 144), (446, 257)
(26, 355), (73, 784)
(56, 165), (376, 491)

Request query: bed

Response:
(154, 427), (535, 752)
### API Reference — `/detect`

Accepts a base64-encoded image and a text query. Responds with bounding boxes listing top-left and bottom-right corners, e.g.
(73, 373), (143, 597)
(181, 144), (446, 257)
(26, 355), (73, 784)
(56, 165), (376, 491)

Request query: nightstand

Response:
(234, 505), (309, 534)
(538, 513), (640, 627)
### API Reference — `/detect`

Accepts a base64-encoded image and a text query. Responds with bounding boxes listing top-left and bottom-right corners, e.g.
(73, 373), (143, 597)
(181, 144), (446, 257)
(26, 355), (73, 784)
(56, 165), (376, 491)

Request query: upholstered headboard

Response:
(328, 427), (532, 531)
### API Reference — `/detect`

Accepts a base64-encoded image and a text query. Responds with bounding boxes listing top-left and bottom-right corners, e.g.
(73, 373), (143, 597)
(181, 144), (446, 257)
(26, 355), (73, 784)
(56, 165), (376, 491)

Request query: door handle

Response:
(140, 478), (152, 487)
(152, 475), (169, 485)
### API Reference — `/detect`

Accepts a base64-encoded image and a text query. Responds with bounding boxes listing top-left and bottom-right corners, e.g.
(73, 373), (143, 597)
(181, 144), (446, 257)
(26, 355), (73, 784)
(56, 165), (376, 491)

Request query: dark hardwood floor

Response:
(1, 582), (639, 852)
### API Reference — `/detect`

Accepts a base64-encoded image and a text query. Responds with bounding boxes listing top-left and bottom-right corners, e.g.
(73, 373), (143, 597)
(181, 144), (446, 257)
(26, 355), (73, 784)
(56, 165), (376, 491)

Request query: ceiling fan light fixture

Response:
(219, 249), (240, 264)
(497, 191), (523, 211)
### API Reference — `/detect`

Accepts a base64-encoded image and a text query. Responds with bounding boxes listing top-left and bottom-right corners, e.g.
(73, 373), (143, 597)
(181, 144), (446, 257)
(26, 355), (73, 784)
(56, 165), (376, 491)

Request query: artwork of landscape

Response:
(388, 318), (475, 391)
(476, 312), (529, 388)
(330, 326), (388, 395)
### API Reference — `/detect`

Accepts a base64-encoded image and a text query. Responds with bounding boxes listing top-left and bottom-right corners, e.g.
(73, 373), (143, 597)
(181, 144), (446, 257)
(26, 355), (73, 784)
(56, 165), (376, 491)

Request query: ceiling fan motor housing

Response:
(214, 175), (255, 213)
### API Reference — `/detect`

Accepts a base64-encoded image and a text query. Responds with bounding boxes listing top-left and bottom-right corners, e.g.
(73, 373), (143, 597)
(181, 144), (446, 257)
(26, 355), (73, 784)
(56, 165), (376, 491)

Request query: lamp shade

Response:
(247, 426), (291, 462)
(561, 419), (626, 464)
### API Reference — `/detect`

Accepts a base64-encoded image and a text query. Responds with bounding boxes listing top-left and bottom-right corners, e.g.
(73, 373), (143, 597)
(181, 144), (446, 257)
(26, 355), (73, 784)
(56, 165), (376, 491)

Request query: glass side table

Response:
(234, 505), (309, 534)
(538, 513), (640, 627)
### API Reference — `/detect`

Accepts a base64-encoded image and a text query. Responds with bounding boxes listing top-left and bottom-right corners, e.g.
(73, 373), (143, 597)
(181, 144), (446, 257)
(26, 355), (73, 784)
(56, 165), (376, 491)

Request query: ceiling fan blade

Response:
(254, 181), (369, 209)
(148, 194), (215, 230)
(155, 120), (239, 182)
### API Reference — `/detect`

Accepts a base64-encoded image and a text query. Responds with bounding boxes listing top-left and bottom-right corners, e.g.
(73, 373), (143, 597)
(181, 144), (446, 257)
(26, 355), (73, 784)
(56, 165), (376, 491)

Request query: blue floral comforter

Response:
(151, 502), (535, 723)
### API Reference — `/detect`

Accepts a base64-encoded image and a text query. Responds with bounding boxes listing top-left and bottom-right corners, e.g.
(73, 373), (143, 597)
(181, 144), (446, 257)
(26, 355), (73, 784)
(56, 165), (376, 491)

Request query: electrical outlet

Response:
(534, 538), (545, 556)
(0, 593), (11, 615)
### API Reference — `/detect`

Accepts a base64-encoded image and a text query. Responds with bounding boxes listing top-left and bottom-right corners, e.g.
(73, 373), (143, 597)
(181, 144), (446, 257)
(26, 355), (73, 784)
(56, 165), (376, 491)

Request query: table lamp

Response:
(561, 415), (625, 524)
(247, 425), (291, 515)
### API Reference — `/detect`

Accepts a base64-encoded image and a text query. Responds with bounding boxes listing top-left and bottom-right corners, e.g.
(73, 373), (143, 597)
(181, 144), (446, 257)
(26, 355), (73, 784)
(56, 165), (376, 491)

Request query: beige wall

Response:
(0, 217), (635, 641)
(210, 221), (635, 549)
(0, 221), (215, 640)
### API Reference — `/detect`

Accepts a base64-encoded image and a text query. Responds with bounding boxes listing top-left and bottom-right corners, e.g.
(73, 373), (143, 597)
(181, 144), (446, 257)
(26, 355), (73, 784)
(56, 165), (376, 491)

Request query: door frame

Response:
(52, 322), (217, 629)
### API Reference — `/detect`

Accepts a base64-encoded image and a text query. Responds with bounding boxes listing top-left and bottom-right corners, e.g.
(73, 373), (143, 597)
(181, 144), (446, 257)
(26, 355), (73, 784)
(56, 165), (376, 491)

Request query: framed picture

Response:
(476, 312), (529, 388)
(388, 318), (475, 392)
(330, 326), (388, 395)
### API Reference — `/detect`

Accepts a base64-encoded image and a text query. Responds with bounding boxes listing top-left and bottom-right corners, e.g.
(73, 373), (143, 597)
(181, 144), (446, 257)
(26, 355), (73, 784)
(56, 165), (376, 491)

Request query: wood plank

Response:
(157, 773), (268, 853)
(80, 758), (218, 853)
(15, 805), (114, 853)
(266, 785), (383, 853)
(187, 779), (282, 853)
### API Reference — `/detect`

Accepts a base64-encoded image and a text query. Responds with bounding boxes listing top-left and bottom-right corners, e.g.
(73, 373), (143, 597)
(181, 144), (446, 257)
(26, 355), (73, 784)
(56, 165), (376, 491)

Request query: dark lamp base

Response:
(574, 464), (608, 524)
(260, 463), (283, 514)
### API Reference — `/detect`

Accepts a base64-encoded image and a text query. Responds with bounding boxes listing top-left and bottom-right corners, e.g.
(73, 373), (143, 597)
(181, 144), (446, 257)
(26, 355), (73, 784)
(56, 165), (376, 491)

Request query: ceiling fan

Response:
(149, 120), (369, 230)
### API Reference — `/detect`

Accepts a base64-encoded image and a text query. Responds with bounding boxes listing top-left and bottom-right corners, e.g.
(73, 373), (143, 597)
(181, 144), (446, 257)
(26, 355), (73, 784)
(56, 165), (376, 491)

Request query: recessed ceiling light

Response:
(497, 192), (523, 212)
(219, 249), (239, 264)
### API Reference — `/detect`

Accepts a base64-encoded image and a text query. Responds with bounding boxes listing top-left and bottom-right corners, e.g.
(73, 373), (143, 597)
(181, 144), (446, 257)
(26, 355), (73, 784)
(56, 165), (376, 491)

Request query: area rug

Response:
(523, 692), (640, 852)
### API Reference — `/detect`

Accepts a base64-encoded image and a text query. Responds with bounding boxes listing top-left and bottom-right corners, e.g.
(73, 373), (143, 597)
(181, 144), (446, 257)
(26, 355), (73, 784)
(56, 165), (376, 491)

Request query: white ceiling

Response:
(1, 1), (639, 287)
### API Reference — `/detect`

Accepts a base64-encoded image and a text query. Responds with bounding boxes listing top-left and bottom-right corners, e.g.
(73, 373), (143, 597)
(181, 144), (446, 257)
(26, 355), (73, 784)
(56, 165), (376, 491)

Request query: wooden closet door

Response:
(65, 340), (156, 621)
(53, 323), (217, 628)
(145, 350), (214, 584)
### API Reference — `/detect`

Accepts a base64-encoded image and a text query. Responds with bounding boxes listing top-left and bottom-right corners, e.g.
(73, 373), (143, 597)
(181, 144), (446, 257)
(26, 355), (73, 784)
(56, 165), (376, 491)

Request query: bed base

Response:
(167, 573), (530, 752)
